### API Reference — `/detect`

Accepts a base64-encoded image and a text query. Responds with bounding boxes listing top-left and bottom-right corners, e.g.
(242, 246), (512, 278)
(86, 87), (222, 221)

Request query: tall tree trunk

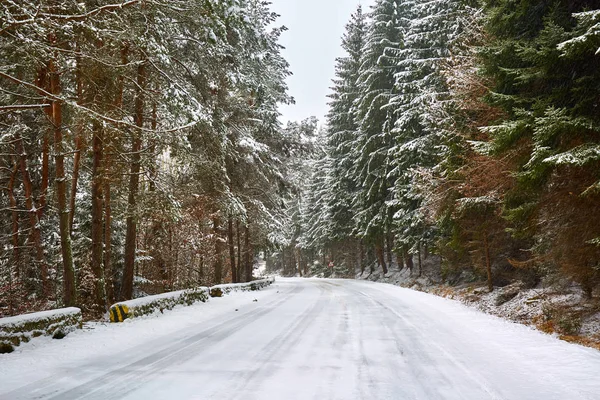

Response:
(386, 233), (393, 269)
(149, 102), (158, 190)
(15, 133), (49, 295)
(244, 225), (252, 282)
(69, 44), (84, 233)
(359, 241), (365, 276)
(228, 218), (237, 283)
(49, 60), (76, 307)
(69, 133), (83, 232)
(295, 246), (303, 277)
(236, 219), (242, 281)
(8, 161), (20, 275)
(483, 233), (493, 292)
(396, 249), (405, 271)
(39, 129), (49, 219)
(404, 247), (414, 275)
(37, 67), (50, 221)
(418, 242), (423, 277)
(122, 60), (146, 300)
(375, 243), (388, 275)
(103, 172), (114, 303)
(303, 252), (309, 277)
(104, 43), (127, 304)
(282, 247), (287, 277)
(213, 217), (223, 284)
(90, 120), (106, 310)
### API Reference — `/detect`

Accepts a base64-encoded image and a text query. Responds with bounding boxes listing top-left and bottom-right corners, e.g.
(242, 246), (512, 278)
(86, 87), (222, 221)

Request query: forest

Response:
(1, 0), (599, 319)
(274, 0), (600, 298)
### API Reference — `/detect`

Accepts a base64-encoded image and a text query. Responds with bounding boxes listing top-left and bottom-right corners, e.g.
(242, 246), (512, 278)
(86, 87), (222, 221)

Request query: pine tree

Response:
(353, 0), (407, 274)
(319, 6), (367, 270)
(480, 0), (600, 295)
(387, 0), (474, 274)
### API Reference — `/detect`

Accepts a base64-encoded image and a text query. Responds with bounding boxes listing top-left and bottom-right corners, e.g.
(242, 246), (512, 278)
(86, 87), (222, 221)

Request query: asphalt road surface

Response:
(2, 278), (600, 400)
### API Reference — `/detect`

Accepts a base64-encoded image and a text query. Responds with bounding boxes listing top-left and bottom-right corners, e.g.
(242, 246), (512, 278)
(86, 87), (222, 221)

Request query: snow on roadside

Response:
(0, 281), (282, 394)
(358, 267), (600, 351)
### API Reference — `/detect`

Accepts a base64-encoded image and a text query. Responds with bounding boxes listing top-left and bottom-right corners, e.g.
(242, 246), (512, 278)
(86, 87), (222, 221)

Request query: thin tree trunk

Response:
(90, 119), (106, 310)
(244, 225), (252, 282)
(404, 246), (414, 275)
(149, 102), (157, 191)
(103, 173), (114, 303)
(236, 219), (242, 281)
(69, 44), (84, 233)
(359, 241), (365, 276)
(375, 243), (388, 275)
(104, 43), (127, 304)
(121, 60), (146, 300)
(396, 249), (404, 271)
(228, 218), (237, 283)
(483, 233), (493, 292)
(303, 252), (309, 277)
(282, 247), (287, 277)
(69, 133), (83, 232)
(15, 132), (49, 295)
(295, 246), (303, 277)
(8, 161), (20, 275)
(386, 234), (393, 269)
(39, 129), (49, 219)
(418, 242), (422, 277)
(37, 67), (50, 221)
(49, 60), (76, 307)
(213, 217), (223, 284)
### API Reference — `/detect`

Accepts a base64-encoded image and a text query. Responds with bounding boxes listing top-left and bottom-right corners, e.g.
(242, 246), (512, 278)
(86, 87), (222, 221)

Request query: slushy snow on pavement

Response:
(2, 278), (600, 399)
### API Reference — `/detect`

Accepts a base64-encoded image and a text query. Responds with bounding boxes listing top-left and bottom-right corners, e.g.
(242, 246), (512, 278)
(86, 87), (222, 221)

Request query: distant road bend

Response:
(2, 278), (600, 400)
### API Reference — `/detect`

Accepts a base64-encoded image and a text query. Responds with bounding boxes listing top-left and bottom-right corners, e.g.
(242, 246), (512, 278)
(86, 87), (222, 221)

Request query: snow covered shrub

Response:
(556, 314), (582, 336)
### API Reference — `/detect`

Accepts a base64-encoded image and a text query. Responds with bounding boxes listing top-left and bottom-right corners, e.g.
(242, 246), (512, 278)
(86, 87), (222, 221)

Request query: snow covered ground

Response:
(1, 278), (600, 399)
(360, 267), (600, 348)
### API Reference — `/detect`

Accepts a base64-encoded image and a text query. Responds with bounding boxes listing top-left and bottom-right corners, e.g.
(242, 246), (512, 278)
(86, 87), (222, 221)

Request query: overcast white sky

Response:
(269, 0), (375, 125)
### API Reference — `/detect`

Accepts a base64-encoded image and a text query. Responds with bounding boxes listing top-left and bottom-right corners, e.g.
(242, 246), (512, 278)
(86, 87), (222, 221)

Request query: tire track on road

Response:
(349, 285), (505, 400)
(228, 281), (332, 400)
(2, 284), (302, 400)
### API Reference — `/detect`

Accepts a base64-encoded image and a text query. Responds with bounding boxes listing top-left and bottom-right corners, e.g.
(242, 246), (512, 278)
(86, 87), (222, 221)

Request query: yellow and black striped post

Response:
(109, 304), (130, 323)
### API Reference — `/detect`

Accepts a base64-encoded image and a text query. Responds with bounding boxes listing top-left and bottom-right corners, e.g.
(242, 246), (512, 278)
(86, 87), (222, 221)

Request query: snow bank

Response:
(109, 287), (210, 322)
(0, 307), (82, 353)
(210, 277), (276, 297)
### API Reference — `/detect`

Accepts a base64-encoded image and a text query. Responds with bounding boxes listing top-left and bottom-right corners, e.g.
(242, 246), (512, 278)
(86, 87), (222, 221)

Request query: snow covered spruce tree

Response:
(352, 0), (408, 275)
(273, 118), (321, 277)
(476, 0), (600, 296)
(387, 0), (477, 276)
(423, 4), (517, 292)
(320, 6), (366, 274)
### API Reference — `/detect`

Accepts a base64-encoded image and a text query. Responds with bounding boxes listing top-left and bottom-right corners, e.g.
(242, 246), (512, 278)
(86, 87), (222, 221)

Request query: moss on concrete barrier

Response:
(109, 277), (276, 322)
(0, 308), (82, 353)
(109, 287), (210, 322)
(210, 277), (276, 297)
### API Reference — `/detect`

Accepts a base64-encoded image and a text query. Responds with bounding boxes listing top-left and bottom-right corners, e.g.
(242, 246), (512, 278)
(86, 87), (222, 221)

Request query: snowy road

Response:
(2, 278), (600, 400)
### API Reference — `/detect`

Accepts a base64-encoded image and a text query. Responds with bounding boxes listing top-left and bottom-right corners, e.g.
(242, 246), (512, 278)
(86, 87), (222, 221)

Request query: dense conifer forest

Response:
(274, 0), (600, 299)
(1, 0), (599, 318)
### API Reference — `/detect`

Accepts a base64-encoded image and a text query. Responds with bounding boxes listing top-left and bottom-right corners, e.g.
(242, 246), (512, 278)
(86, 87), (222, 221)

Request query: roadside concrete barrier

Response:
(108, 287), (210, 322)
(0, 307), (82, 353)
